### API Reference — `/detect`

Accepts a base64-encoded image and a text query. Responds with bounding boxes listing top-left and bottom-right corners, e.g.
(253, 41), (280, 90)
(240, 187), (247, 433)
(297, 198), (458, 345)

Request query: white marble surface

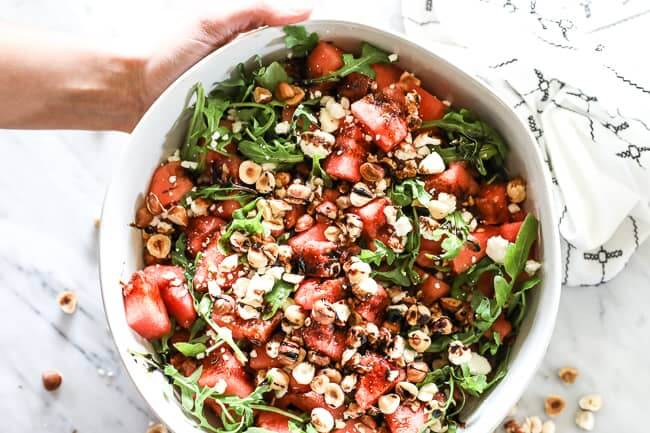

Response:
(0, 1), (648, 432)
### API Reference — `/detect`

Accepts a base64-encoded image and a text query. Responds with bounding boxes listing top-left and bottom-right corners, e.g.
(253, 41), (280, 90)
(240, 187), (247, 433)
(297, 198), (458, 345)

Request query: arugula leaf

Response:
(309, 155), (333, 187)
(479, 331), (503, 356)
(504, 214), (539, 280)
(291, 104), (318, 133)
(219, 198), (266, 252)
(493, 275), (511, 308)
(263, 280), (296, 320)
(283, 25), (319, 57)
(373, 259), (412, 287)
(305, 42), (390, 83)
(212, 60), (255, 102)
(456, 365), (489, 396)
(231, 102), (277, 137)
(389, 179), (432, 206)
(189, 184), (257, 206)
(430, 211), (471, 260)
(173, 342), (207, 357)
(359, 240), (398, 266)
(183, 83), (229, 172)
(420, 109), (508, 176)
(238, 137), (304, 165)
(254, 61), (289, 92)
(172, 233), (192, 270)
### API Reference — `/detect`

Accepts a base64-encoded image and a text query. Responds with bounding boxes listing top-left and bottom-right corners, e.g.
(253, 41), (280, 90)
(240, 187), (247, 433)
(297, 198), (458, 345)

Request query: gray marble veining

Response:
(0, 1), (647, 432)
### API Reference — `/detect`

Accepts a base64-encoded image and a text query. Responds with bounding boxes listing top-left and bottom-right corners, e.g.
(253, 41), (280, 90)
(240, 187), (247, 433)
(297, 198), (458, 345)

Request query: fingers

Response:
(196, 0), (313, 48)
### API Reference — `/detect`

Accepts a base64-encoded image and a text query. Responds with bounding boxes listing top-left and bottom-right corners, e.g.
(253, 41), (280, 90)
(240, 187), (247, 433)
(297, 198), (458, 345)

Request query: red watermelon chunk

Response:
(212, 310), (282, 346)
(185, 215), (226, 256)
(415, 238), (443, 268)
(352, 197), (390, 239)
(147, 162), (194, 211)
(371, 64), (403, 90)
(249, 345), (284, 370)
(294, 278), (345, 310)
(419, 273), (451, 304)
(351, 95), (408, 153)
(193, 237), (240, 292)
(144, 265), (196, 329)
(355, 283), (389, 323)
(288, 223), (328, 254)
(475, 183), (509, 225)
(123, 271), (171, 340)
(302, 240), (340, 278)
(451, 226), (501, 274)
(256, 413), (292, 433)
(324, 136), (368, 183)
(500, 220), (524, 242)
(425, 162), (479, 198)
(302, 322), (346, 361)
(333, 421), (363, 433)
(385, 404), (429, 433)
(308, 42), (344, 78)
(355, 353), (403, 409)
(277, 391), (345, 418)
(198, 347), (254, 398)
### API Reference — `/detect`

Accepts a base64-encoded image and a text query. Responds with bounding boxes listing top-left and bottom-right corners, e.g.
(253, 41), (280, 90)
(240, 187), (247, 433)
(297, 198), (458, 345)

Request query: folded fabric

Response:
(401, 0), (650, 286)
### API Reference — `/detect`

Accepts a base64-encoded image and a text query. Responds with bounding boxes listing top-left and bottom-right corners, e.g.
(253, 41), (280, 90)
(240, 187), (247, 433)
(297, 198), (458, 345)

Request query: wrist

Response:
(103, 52), (148, 132)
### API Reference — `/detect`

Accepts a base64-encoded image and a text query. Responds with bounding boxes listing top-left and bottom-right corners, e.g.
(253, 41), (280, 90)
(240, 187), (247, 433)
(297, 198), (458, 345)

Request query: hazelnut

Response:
(575, 410), (595, 431)
(276, 82), (295, 100)
(255, 171), (276, 194)
(253, 86), (273, 104)
(146, 424), (168, 433)
(145, 192), (164, 215)
(42, 370), (62, 391)
(268, 368), (290, 397)
(146, 234), (172, 259)
(395, 381), (418, 401)
(359, 162), (385, 183)
(407, 330), (431, 352)
(312, 300), (336, 325)
(349, 183), (374, 207)
(57, 291), (77, 315)
(311, 408), (334, 433)
(292, 362), (316, 385)
(506, 177), (527, 203)
(544, 395), (566, 417)
(417, 383), (439, 402)
(578, 394), (602, 412)
(239, 160), (263, 185)
(323, 382), (344, 408)
(406, 361), (429, 383)
(135, 206), (154, 228)
(378, 394), (400, 414)
(558, 366), (578, 384)
(166, 205), (188, 227)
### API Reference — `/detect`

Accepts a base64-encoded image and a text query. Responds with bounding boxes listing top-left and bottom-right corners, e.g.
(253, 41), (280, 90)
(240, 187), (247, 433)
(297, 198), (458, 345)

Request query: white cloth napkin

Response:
(401, 0), (650, 287)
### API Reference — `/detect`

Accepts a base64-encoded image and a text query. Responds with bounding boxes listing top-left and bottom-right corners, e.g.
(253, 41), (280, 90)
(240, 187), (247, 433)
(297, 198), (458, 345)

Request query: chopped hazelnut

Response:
(42, 370), (62, 391)
(57, 291), (77, 315)
(544, 395), (566, 417)
(558, 366), (578, 384)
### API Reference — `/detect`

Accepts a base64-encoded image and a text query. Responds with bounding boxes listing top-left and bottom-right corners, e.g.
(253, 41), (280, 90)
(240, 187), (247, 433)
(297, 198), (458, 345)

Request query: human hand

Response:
(133, 1), (312, 127)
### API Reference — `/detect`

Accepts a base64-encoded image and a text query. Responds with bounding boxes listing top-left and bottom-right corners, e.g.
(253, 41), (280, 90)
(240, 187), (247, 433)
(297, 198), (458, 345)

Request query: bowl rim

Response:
(99, 19), (562, 433)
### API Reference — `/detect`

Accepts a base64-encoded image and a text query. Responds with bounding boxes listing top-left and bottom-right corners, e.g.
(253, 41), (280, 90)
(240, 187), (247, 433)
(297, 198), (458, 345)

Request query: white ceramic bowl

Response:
(100, 20), (561, 433)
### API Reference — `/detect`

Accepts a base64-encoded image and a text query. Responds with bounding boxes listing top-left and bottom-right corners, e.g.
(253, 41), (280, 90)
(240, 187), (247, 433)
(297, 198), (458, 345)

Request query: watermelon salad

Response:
(124, 25), (542, 433)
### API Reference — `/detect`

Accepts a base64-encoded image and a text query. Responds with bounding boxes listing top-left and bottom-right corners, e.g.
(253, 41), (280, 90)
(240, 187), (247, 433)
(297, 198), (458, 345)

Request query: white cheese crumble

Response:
(418, 152), (446, 174)
(388, 53), (399, 62)
(525, 259), (542, 275)
(274, 120), (290, 135)
(486, 235), (510, 264)
(393, 216), (413, 237)
(467, 352), (492, 375)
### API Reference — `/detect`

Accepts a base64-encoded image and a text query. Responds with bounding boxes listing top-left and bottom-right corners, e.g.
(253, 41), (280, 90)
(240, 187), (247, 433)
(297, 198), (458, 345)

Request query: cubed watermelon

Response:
(324, 136), (368, 183)
(308, 42), (344, 78)
(294, 278), (346, 310)
(385, 404), (429, 433)
(351, 95), (408, 153)
(425, 162), (480, 198)
(198, 347), (254, 398)
(123, 271), (171, 340)
(185, 215), (226, 256)
(302, 322), (346, 361)
(144, 265), (196, 329)
(288, 223), (328, 254)
(302, 240), (339, 278)
(148, 162), (194, 210)
(355, 283), (389, 323)
(475, 183), (509, 225)
(415, 238), (443, 268)
(212, 310), (282, 346)
(256, 413), (292, 433)
(371, 63), (403, 90)
(451, 226), (500, 274)
(419, 274), (451, 304)
(352, 197), (390, 239)
(277, 391), (345, 419)
(355, 353), (403, 409)
(249, 344), (284, 370)
(500, 220), (524, 242)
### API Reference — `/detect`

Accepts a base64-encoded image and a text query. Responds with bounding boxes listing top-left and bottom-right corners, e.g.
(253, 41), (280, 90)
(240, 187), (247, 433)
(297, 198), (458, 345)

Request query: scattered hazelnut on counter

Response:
(575, 410), (595, 431)
(578, 394), (603, 412)
(558, 366), (578, 384)
(146, 423), (168, 433)
(57, 291), (77, 315)
(541, 420), (556, 433)
(42, 370), (62, 391)
(544, 395), (566, 417)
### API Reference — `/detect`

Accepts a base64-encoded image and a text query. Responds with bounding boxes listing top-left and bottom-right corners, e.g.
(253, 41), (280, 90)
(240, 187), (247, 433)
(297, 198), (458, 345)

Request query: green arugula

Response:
(429, 211), (472, 261)
(283, 25), (319, 57)
(291, 104), (319, 133)
(420, 109), (508, 176)
(359, 240), (398, 266)
(254, 61), (290, 92)
(173, 341), (207, 357)
(263, 280), (296, 320)
(389, 179), (432, 207)
(238, 136), (304, 165)
(304, 42), (390, 83)
(504, 214), (539, 281)
(183, 83), (230, 172)
(309, 155), (333, 187)
(218, 198), (266, 252)
(373, 210), (421, 287)
(188, 184), (257, 206)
